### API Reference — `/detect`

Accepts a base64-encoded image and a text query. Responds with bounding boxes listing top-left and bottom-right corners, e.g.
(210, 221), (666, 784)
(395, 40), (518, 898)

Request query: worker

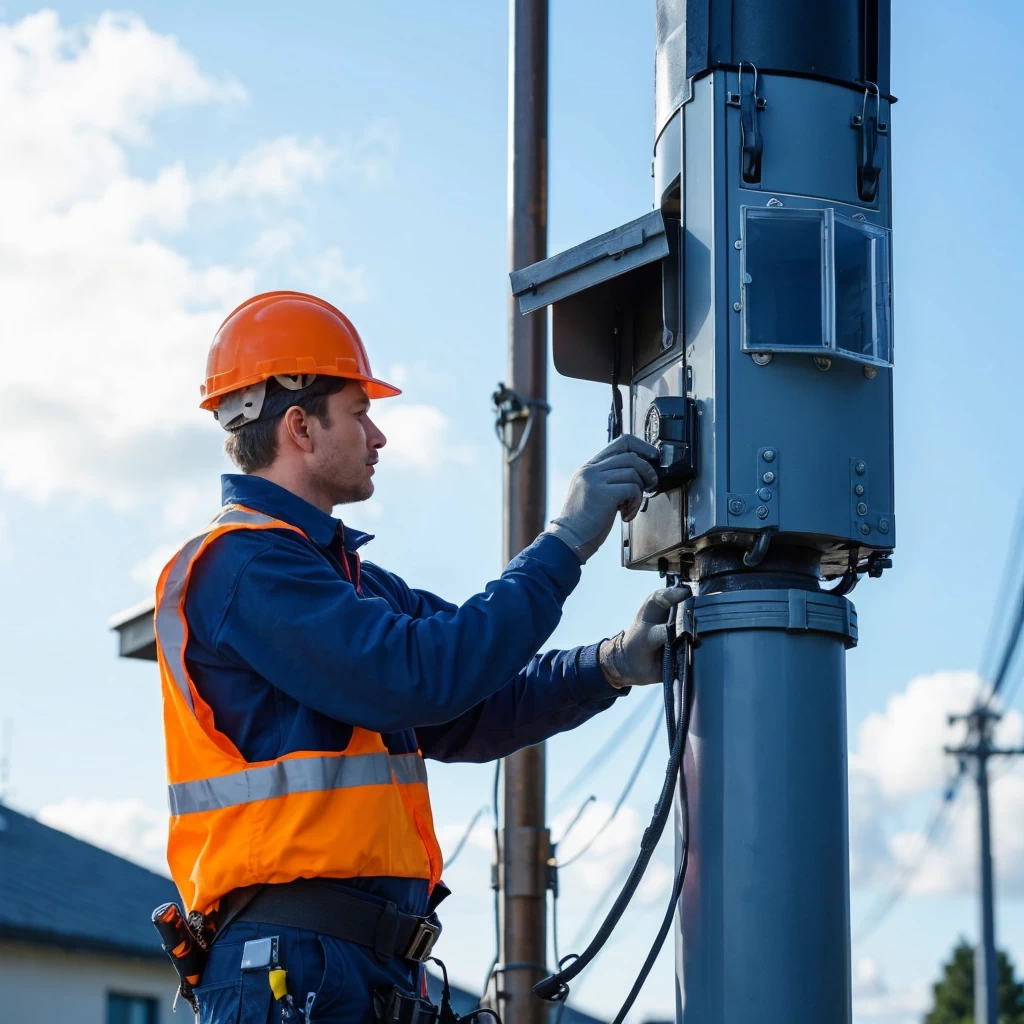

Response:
(154, 290), (684, 1024)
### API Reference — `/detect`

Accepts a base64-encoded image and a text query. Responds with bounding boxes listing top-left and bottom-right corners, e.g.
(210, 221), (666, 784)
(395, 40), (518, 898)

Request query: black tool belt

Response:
(222, 879), (443, 963)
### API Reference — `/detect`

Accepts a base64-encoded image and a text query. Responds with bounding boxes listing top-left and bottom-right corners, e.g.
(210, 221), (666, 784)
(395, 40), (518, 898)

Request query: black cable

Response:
(557, 709), (663, 870)
(610, 639), (692, 1024)
(534, 628), (689, 1003)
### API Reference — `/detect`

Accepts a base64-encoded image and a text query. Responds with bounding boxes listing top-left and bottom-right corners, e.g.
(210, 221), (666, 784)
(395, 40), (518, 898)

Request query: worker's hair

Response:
(223, 377), (347, 474)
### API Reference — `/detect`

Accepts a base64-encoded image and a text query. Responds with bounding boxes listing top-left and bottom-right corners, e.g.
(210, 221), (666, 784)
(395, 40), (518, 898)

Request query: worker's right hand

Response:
(546, 434), (659, 563)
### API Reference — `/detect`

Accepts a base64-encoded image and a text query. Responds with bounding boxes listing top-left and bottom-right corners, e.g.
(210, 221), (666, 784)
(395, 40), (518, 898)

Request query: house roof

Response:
(0, 803), (178, 960)
(0, 804), (616, 1020)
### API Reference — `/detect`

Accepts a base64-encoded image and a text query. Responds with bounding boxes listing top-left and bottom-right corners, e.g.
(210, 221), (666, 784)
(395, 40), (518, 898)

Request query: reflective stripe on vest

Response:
(167, 751), (429, 815)
(155, 504), (443, 913)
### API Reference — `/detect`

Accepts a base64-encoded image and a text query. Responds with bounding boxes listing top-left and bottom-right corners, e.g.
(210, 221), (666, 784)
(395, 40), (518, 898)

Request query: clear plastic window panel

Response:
(741, 207), (893, 366)
(742, 208), (828, 353)
(832, 215), (892, 365)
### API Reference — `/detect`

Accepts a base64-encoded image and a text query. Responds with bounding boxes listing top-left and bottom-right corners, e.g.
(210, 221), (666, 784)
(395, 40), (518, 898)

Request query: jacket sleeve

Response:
(209, 530), (586, 732)
(417, 643), (626, 763)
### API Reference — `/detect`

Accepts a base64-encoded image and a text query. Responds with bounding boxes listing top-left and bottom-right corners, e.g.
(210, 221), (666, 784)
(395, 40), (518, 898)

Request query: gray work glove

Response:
(599, 586), (693, 688)
(546, 434), (659, 563)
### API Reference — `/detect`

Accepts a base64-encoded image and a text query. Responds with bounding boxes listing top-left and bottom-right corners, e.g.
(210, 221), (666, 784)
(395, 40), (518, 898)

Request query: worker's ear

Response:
(280, 405), (315, 454)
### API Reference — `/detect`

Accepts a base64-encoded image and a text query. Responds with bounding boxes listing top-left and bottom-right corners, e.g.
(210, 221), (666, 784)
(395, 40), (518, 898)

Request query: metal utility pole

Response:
(511, 2), (895, 1020)
(946, 706), (1024, 1024)
(497, 3), (550, 1023)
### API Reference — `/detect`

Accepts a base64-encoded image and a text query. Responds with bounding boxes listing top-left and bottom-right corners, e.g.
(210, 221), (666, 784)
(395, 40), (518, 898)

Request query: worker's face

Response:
(308, 383), (387, 505)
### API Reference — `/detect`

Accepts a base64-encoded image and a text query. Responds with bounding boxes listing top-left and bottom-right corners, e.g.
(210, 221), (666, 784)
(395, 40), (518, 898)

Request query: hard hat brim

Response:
(201, 370), (401, 411)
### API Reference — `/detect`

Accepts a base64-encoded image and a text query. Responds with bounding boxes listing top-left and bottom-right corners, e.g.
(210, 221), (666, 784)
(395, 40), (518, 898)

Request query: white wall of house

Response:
(0, 940), (180, 1024)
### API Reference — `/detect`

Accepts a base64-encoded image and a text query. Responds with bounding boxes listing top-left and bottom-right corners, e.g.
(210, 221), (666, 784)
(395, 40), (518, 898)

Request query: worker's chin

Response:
(334, 480), (374, 506)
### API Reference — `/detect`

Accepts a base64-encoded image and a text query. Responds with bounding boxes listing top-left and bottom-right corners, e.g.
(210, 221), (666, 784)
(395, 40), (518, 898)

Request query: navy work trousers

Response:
(194, 920), (421, 1024)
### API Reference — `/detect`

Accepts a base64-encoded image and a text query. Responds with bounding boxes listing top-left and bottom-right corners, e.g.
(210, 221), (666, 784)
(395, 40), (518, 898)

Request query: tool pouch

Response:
(374, 987), (441, 1024)
(152, 901), (209, 1012)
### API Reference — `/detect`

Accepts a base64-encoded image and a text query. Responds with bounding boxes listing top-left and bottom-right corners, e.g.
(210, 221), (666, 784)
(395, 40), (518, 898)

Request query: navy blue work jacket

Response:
(183, 474), (626, 915)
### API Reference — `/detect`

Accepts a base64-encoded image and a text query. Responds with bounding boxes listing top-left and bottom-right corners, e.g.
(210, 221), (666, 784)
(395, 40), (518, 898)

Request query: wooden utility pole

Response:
(498, 2), (550, 1022)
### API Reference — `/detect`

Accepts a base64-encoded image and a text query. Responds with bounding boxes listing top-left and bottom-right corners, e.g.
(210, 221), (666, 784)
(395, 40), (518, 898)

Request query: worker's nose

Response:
(366, 415), (387, 450)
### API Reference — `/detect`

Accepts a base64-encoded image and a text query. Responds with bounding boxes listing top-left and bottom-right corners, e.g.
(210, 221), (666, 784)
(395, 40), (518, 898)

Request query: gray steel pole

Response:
(499, 3), (550, 1023)
(677, 550), (856, 1024)
(975, 741), (998, 1024)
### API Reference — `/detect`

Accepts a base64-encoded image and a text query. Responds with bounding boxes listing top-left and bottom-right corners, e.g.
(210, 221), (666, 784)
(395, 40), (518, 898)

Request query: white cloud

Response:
(374, 403), (477, 474)
(251, 224), (303, 262)
(311, 246), (368, 302)
(199, 136), (334, 202)
(37, 796), (169, 876)
(848, 669), (1024, 896)
(851, 958), (931, 1024)
(0, 11), (395, 515)
(130, 543), (179, 590)
(0, 511), (11, 561)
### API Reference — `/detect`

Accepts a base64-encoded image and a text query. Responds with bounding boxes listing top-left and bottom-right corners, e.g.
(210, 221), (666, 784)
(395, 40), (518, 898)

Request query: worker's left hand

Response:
(599, 586), (692, 688)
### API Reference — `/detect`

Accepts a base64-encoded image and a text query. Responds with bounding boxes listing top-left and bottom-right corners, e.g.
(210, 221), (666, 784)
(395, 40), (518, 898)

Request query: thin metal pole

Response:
(499, 3), (550, 1024)
(946, 707), (1024, 1024)
(974, 719), (998, 1024)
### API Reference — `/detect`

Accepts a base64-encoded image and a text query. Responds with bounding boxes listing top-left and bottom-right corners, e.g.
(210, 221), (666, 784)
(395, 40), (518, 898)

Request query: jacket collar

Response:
(220, 474), (374, 552)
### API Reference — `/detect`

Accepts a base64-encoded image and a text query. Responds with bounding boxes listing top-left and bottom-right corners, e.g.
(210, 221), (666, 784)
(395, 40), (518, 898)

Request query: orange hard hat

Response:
(200, 291), (400, 412)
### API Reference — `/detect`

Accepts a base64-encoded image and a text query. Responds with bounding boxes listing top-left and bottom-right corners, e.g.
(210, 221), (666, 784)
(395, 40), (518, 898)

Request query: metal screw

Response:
(728, 498), (745, 515)
(855, 461), (866, 475)
(762, 471), (775, 484)
(814, 356), (832, 371)
(878, 519), (890, 534)
(856, 502), (868, 516)
(758, 487), (772, 501)
(864, 365), (878, 380)
(854, 484), (865, 496)
(734, 239), (743, 250)
(733, 301), (742, 312)
(860, 523), (871, 535)
(756, 505), (770, 520)
(763, 449), (776, 462)
(751, 352), (773, 366)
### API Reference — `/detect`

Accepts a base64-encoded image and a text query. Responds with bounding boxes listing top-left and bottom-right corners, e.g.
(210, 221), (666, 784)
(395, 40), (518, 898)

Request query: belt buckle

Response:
(404, 920), (440, 962)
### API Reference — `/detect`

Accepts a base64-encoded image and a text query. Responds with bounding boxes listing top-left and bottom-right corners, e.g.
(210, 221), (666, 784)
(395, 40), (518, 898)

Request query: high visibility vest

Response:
(154, 504), (443, 914)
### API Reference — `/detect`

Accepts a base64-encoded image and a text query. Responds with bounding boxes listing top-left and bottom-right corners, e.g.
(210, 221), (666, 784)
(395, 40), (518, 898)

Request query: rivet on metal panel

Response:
(763, 449), (776, 462)
(855, 461), (866, 475)
(860, 523), (871, 535)
(854, 484), (865, 496)
(734, 239), (742, 250)
(814, 356), (832, 371)
(758, 488), (772, 502)
(751, 353), (772, 366)
(728, 498), (745, 515)
(864, 365), (878, 379)
(856, 502), (868, 516)
(733, 301), (742, 312)
(762, 471), (775, 484)
(878, 519), (890, 534)
(756, 505), (769, 520)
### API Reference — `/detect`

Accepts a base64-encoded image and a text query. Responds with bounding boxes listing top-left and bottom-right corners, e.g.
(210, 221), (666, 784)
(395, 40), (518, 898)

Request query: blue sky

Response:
(0, 3), (1023, 1022)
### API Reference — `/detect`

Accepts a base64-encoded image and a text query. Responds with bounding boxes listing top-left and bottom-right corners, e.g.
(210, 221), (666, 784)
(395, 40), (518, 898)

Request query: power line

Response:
(979, 487), (1024, 706)
(442, 804), (489, 871)
(557, 708), (662, 870)
(851, 774), (964, 946)
(551, 690), (659, 809)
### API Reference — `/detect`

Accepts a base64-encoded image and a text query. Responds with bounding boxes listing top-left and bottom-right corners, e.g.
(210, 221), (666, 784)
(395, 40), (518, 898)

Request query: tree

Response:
(924, 938), (1024, 1024)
